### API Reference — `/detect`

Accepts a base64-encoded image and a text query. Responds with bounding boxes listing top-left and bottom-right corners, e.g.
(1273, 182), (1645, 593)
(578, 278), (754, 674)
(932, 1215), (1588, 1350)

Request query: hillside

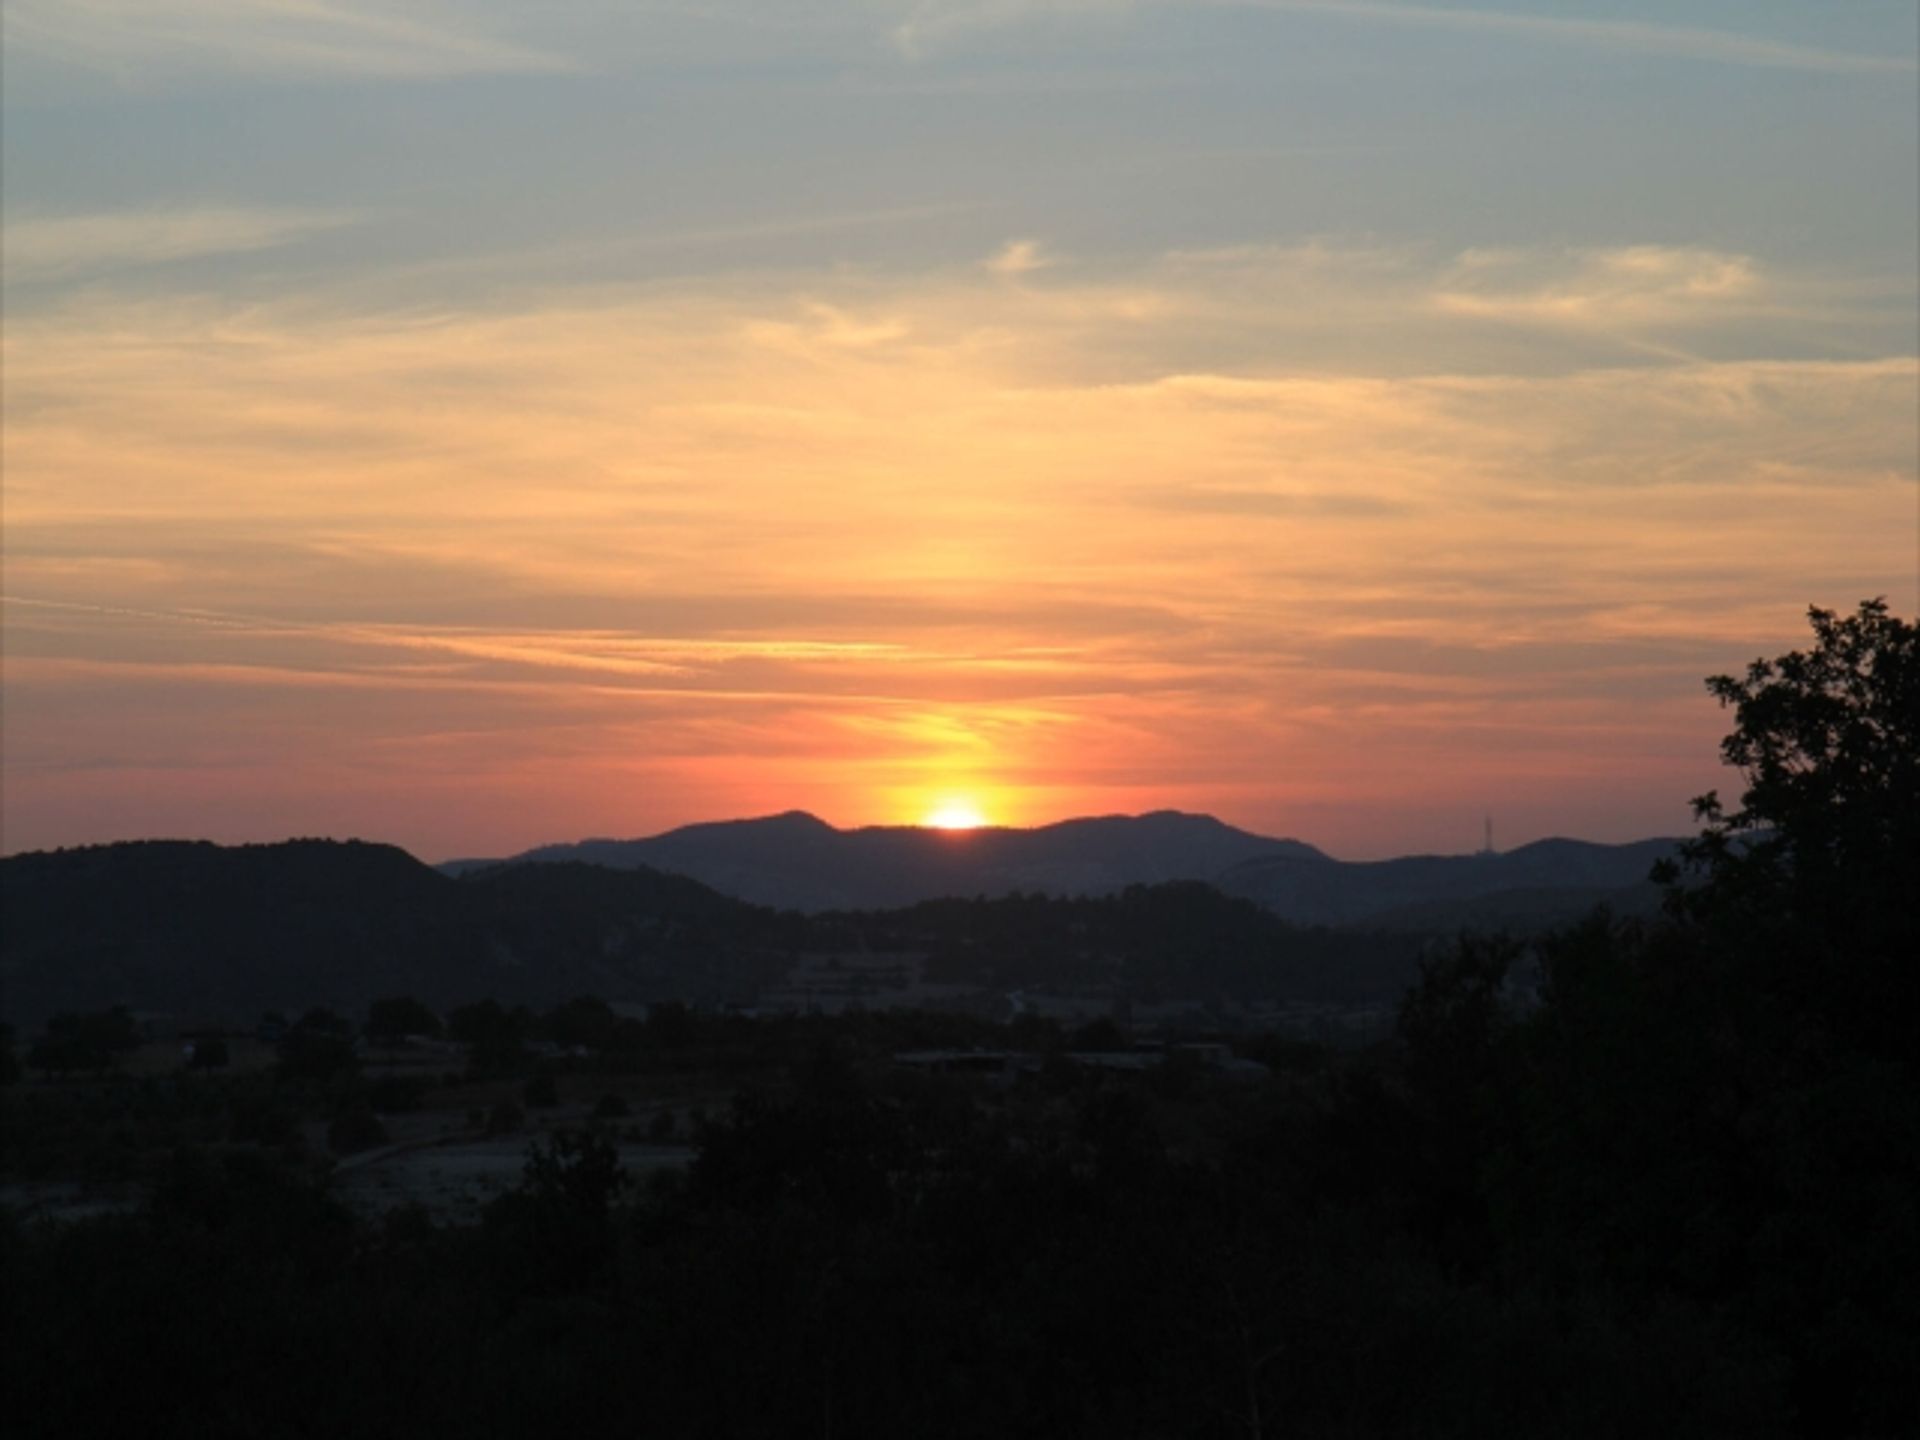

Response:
(449, 817), (1313, 906)
(447, 813), (1676, 927)
(2, 838), (1426, 1028)
(0, 841), (786, 1027)
(3, 827), (1678, 1029)
(1215, 836), (1677, 928)
(449, 809), (1325, 908)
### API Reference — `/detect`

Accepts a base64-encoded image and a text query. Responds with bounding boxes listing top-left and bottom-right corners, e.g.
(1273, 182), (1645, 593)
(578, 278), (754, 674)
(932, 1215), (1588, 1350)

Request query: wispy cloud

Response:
(1433, 246), (1764, 328)
(986, 239), (1053, 277)
(4, 241), (1911, 856)
(8, 0), (1901, 84)
(889, 0), (1914, 74)
(1, 0), (571, 81)
(3, 207), (358, 284)
(891, 0), (1133, 58)
(1235, 1), (1917, 75)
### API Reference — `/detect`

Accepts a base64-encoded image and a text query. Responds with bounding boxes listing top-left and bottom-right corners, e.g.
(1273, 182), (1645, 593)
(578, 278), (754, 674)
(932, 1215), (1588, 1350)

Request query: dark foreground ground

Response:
(4, 937), (1914, 1440)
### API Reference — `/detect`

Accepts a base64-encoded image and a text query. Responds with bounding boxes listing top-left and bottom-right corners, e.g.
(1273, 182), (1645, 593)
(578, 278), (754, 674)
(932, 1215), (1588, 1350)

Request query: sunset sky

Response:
(3, 2), (1916, 861)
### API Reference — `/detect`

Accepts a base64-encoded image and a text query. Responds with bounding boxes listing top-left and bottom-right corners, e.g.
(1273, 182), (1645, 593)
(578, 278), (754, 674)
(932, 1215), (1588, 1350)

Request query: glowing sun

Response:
(923, 798), (989, 830)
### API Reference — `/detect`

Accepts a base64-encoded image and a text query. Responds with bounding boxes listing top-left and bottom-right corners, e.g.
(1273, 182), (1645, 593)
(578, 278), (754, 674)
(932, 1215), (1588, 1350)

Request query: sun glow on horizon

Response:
(923, 798), (990, 831)
(2, 0), (1913, 865)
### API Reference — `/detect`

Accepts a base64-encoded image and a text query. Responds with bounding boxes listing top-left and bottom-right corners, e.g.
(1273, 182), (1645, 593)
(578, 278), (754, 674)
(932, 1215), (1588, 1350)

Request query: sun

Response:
(923, 798), (989, 831)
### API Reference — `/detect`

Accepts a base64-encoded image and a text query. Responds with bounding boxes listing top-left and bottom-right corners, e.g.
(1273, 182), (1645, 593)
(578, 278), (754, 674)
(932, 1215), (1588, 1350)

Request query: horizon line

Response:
(2, 809), (1691, 869)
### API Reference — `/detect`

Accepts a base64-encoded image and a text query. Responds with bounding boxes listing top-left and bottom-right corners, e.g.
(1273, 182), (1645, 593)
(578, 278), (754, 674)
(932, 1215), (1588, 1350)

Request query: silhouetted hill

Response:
(838, 882), (1423, 1007)
(445, 810), (1327, 910)
(447, 814), (1677, 927)
(454, 860), (794, 1005)
(1, 838), (1432, 1029)
(1215, 836), (1678, 928)
(1, 830), (1676, 1029)
(0, 841), (783, 1028)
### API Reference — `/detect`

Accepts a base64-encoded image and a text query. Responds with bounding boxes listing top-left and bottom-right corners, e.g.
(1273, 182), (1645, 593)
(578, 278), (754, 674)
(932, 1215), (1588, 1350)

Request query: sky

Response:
(2, 1), (1916, 862)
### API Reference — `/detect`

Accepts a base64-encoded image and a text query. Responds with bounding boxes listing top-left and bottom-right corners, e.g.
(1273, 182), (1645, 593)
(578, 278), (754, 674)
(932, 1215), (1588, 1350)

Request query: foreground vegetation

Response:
(3, 602), (1913, 1437)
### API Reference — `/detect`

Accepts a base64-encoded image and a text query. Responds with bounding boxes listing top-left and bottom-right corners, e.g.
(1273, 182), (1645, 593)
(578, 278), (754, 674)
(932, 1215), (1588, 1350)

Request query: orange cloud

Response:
(3, 246), (1913, 858)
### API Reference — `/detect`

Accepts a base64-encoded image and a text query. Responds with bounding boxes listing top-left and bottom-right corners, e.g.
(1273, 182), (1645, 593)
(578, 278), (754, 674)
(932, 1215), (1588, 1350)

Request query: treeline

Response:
(0, 994), (1065, 1183)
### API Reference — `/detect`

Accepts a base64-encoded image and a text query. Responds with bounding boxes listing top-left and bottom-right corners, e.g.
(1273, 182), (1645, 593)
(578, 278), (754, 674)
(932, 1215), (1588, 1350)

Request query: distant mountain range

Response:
(443, 810), (1326, 908)
(1215, 836), (1679, 929)
(446, 811), (1675, 927)
(0, 838), (1421, 1029)
(1, 817), (1679, 1028)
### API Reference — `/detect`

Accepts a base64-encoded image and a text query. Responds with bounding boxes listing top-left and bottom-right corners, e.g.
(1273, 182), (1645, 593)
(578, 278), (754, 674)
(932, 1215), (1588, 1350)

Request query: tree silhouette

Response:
(1663, 597), (1917, 915)
(1657, 598), (1917, 1062)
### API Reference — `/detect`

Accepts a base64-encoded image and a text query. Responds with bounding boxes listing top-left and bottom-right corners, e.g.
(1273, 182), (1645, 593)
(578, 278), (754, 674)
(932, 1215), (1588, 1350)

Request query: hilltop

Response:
(445, 810), (1673, 924)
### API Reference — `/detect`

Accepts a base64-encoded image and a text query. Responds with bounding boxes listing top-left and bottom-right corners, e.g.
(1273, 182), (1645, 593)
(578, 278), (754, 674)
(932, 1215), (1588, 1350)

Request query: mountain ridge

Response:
(442, 811), (1677, 923)
(441, 810), (1329, 911)
(2, 822), (1679, 1028)
(1215, 835), (1679, 928)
